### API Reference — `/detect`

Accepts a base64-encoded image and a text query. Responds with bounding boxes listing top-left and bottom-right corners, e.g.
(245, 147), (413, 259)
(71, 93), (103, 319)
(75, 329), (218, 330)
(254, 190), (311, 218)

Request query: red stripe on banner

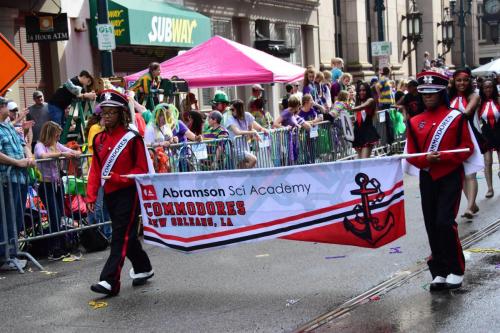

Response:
(143, 181), (404, 243)
(282, 200), (406, 248)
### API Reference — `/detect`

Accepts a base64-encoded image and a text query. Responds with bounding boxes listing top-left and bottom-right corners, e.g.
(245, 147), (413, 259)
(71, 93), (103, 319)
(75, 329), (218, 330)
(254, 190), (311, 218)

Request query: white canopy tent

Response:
(471, 58), (500, 77)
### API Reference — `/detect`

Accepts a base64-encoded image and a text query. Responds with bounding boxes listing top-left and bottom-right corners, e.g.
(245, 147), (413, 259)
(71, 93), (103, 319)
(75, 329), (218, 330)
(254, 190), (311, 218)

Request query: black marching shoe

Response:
(130, 268), (154, 286)
(90, 281), (118, 296)
(429, 276), (447, 291)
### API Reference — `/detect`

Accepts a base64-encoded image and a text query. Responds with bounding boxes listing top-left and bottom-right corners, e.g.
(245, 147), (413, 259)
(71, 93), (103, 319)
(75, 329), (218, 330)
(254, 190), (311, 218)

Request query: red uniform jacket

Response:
(86, 125), (149, 203)
(406, 105), (474, 180)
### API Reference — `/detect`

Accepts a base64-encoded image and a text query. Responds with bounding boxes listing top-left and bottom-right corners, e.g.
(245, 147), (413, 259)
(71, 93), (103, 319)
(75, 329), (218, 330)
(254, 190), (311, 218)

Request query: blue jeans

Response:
(0, 182), (27, 261)
(48, 104), (64, 127)
(87, 187), (111, 238)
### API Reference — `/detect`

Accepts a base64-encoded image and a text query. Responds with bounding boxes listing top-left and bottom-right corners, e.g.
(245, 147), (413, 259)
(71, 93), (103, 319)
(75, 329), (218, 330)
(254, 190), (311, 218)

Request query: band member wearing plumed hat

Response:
(449, 67), (482, 219)
(86, 90), (154, 296)
(404, 71), (483, 291)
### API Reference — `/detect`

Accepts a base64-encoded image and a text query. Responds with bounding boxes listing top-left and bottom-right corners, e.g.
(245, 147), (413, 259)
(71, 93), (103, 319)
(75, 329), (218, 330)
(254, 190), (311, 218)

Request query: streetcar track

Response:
(293, 218), (500, 333)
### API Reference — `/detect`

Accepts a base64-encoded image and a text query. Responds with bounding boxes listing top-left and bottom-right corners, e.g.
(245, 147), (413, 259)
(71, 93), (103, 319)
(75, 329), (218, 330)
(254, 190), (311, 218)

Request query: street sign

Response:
(96, 24), (116, 51)
(371, 41), (392, 56)
(378, 55), (390, 71)
(0, 33), (31, 96)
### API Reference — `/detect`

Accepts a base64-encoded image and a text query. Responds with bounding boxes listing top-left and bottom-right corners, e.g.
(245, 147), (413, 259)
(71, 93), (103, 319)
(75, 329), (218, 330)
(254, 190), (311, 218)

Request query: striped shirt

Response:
(377, 76), (395, 106)
(0, 122), (27, 184)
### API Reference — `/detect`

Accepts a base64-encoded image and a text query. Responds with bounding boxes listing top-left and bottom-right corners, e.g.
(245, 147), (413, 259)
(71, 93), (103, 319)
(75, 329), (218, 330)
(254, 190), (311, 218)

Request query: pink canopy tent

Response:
(124, 35), (304, 88)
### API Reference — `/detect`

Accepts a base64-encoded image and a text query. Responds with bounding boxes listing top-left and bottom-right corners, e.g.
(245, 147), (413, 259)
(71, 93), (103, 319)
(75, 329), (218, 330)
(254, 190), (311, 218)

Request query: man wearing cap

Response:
(27, 91), (50, 151)
(86, 90), (153, 296)
(0, 97), (35, 270)
(405, 71), (483, 291)
(204, 91), (231, 132)
(398, 79), (425, 120)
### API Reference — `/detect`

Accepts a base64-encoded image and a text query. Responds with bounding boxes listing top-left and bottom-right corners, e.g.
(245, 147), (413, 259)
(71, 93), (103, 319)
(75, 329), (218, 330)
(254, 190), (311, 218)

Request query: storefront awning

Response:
(90, 0), (211, 48)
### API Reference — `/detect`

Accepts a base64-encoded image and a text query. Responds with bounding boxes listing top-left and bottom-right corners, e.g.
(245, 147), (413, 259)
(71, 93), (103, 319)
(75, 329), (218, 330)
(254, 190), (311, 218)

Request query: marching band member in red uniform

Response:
(449, 67), (482, 219)
(478, 79), (500, 198)
(405, 71), (483, 291)
(86, 90), (154, 296)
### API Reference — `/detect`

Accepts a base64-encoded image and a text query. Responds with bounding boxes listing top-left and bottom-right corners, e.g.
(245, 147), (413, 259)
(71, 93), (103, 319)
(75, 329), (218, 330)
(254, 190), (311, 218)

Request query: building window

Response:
(477, 4), (487, 42)
(334, 0), (343, 57)
(287, 25), (302, 66)
(255, 19), (270, 39)
(211, 18), (233, 39)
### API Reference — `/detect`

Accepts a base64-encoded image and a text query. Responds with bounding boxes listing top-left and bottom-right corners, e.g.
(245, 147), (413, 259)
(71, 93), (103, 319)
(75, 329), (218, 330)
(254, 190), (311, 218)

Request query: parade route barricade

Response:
(3, 112), (405, 264)
(0, 169), (43, 273)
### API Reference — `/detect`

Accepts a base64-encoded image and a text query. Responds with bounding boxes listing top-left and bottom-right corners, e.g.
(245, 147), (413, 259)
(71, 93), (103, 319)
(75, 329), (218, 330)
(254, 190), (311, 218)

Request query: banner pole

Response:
(101, 148), (471, 179)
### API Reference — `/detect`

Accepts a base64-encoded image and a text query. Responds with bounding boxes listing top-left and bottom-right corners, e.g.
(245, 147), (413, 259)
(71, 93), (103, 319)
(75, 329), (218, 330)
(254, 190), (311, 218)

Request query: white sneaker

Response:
(0, 258), (27, 271)
(429, 276), (447, 291)
(446, 274), (463, 289)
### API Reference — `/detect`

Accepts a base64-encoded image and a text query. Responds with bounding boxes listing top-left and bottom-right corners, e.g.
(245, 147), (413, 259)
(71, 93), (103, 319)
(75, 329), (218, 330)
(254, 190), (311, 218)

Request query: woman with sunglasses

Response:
(478, 79), (500, 198)
(449, 67), (482, 219)
(225, 99), (268, 169)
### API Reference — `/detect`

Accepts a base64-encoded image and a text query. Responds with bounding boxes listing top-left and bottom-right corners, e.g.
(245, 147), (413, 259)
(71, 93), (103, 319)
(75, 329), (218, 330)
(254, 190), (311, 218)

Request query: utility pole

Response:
(97, 0), (114, 77)
(450, 0), (472, 67)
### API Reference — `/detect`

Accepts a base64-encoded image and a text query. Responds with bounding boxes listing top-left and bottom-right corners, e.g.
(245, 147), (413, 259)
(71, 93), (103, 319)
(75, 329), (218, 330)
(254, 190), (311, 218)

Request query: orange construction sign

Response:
(0, 33), (31, 96)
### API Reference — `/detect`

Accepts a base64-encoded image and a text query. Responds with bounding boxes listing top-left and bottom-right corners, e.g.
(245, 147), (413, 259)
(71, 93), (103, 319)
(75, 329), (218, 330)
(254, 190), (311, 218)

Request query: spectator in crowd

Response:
(303, 68), (319, 102)
(478, 79), (500, 198)
(181, 92), (199, 114)
(6, 102), (31, 146)
(282, 83), (294, 110)
(331, 90), (350, 118)
(395, 79), (408, 104)
(225, 99), (268, 169)
(203, 111), (229, 140)
(34, 121), (80, 260)
(144, 103), (175, 147)
(347, 85), (356, 108)
(330, 57), (344, 82)
(129, 62), (162, 111)
(331, 73), (353, 101)
(248, 84), (265, 105)
(398, 79), (424, 120)
(274, 95), (311, 131)
(48, 70), (96, 127)
(0, 97), (34, 270)
(376, 67), (395, 110)
(423, 51), (431, 71)
(449, 67), (482, 219)
(350, 82), (379, 159)
(184, 110), (205, 136)
(292, 82), (302, 100)
(274, 95), (311, 164)
(27, 91), (50, 151)
(299, 94), (320, 124)
(84, 106), (111, 239)
(249, 97), (273, 128)
(210, 91), (232, 128)
(322, 70), (333, 111)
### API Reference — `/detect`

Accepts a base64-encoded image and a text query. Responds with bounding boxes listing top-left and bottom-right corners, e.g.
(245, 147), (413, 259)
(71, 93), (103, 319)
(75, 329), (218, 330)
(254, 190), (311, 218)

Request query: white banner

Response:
(135, 157), (406, 253)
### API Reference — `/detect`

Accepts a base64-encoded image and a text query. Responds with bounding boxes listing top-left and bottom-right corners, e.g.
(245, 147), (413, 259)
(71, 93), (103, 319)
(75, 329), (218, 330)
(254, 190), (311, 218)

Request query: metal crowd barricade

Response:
(6, 115), (406, 264)
(17, 154), (111, 254)
(0, 168), (43, 273)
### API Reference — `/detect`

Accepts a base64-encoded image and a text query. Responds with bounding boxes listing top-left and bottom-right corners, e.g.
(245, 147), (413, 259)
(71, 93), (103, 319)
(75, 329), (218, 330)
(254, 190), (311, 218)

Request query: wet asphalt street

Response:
(0, 170), (499, 333)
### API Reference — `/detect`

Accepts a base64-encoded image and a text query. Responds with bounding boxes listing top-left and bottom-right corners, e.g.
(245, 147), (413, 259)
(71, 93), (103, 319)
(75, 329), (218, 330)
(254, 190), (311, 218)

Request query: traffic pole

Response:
(97, 0), (114, 77)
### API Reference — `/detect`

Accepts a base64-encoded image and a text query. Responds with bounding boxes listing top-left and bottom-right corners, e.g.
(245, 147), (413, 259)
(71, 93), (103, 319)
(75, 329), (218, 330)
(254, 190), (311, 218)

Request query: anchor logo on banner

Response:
(343, 173), (394, 245)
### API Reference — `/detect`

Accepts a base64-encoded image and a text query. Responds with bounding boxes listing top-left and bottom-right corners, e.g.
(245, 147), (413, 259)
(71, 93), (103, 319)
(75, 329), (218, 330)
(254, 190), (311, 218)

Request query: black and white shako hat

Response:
(98, 89), (129, 108)
(416, 71), (449, 94)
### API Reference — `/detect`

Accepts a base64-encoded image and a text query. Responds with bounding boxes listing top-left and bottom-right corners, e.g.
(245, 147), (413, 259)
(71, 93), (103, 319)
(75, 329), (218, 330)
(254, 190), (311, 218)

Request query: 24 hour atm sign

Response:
(148, 16), (198, 44)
